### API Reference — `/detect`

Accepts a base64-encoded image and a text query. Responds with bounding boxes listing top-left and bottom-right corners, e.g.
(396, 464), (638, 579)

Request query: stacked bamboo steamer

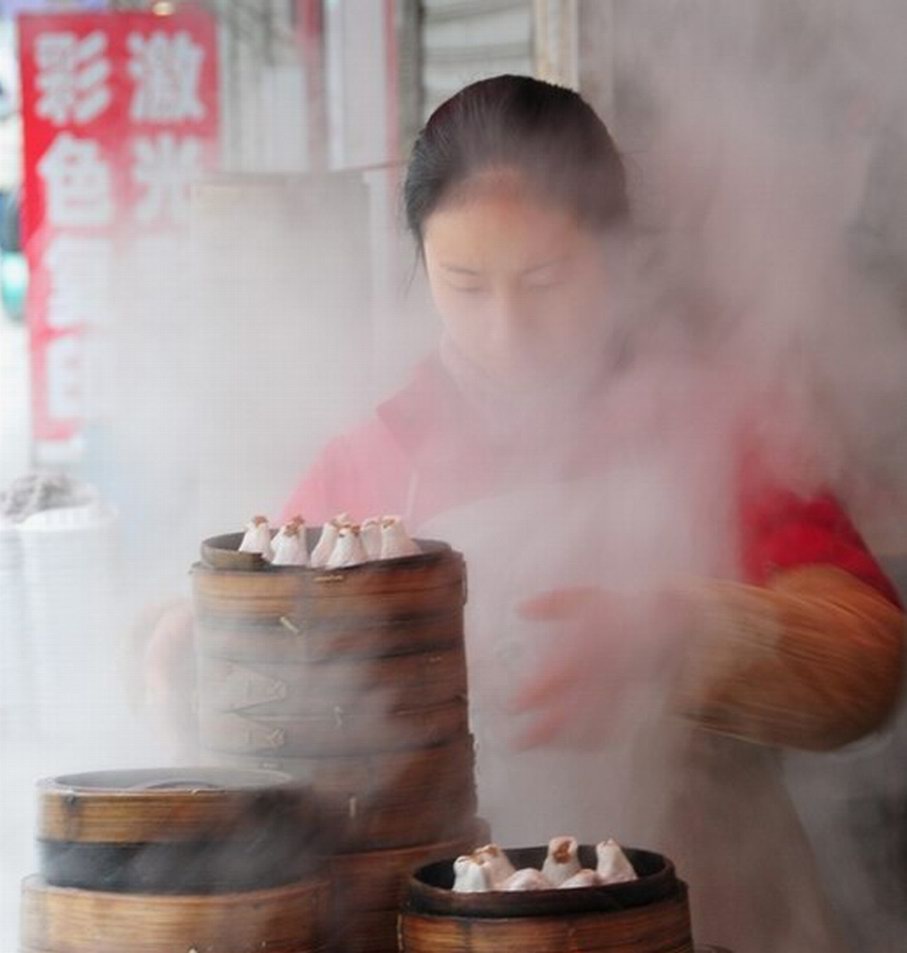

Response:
(193, 531), (486, 953)
(22, 768), (332, 953)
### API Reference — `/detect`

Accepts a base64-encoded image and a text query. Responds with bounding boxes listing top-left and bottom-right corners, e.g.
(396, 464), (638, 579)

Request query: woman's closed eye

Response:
(521, 259), (570, 290)
(448, 282), (489, 296)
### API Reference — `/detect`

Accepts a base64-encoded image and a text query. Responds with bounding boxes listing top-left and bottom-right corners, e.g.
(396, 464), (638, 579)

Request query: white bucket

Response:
(18, 501), (120, 740)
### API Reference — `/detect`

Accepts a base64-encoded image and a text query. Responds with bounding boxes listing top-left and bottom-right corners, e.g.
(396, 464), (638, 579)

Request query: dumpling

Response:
(379, 516), (421, 560)
(595, 839), (637, 884)
(271, 519), (308, 566)
(238, 515), (273, 562)
(558, 869), (601, 889)
(360, 517), (382, 560)
(310, 515), (350, 568)
(501, 868), (553, 891)
(452, 855), (490, 893)
(541, 836), (581, 887)
(326, 525), (368, 569)
(471, 844), (515, 888)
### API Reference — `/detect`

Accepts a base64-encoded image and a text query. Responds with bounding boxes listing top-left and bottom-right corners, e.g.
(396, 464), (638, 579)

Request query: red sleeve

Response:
(739, 483), (902, 608)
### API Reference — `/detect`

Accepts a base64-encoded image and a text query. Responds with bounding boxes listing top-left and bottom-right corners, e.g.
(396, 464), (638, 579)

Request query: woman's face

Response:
(422, 173), (613, 389)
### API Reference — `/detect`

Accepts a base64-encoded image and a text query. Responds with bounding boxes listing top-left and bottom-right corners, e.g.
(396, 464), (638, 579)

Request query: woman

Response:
(153, 76), (903, 951)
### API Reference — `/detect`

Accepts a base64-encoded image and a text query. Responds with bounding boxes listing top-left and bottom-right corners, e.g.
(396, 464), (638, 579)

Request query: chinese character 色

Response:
(38, 133), (114, 228)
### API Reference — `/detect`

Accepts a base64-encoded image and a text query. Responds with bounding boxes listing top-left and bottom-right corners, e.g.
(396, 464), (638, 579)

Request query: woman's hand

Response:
(509, 586), (690, 749)
(141, 600), (198, 760)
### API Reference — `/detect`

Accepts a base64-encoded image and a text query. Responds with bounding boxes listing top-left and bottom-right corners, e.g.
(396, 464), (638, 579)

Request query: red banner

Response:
(18, 9), (219, 448)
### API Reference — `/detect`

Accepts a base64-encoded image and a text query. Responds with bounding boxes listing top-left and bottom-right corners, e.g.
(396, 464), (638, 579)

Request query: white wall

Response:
(325, 0), (393, 170)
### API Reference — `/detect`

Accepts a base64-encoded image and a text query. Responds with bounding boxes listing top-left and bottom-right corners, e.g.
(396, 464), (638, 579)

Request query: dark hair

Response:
(404, 74), (629, 248)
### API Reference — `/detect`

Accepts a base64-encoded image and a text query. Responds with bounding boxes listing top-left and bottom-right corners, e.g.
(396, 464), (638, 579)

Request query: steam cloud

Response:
(4, 3), (907, 952)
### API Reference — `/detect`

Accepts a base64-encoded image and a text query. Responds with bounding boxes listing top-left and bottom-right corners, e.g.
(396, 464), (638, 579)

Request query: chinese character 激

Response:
(128, 30), (206, 124)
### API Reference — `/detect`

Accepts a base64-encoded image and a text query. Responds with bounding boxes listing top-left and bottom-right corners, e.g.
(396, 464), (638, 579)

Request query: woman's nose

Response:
(488, 287), (527, 348)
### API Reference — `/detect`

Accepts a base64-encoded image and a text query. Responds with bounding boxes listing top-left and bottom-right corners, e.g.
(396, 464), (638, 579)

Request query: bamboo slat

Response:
(192, 542), (465, 626)
(196, 611), (464, 663)
(330, 822), (490, 914)
(20, 875), (331, 953)
(209, 736), (475, 802)
(37, 768), (319, 845)
(197, 646), (466, 716)
(200, 699), (469, 757)
(399, 892), (694, 953)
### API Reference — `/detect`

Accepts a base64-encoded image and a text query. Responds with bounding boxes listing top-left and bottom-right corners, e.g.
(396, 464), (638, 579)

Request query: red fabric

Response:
(284, 356), (902, 609)
(282, 356), (499, 526)
(282, 426), (413, 527)
(738, 483), (902, 607)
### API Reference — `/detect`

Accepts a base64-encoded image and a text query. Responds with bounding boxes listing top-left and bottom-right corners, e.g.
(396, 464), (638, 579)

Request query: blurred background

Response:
(1, 1), (906, 950)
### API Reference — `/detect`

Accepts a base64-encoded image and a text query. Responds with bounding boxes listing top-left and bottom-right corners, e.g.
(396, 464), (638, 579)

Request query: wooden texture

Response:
(192, 541), (465, 626)
(197, 645), (467, 716)
(37, 768), (319, 845)
(334, 910), (401, 953)
(20, 875), (332, 953)
(196, 611), (464, 663)
(206, 738), (478, 851)
(194, 533), (476, 854)
(208, 735), (475, 803)
(19, 945), (329, 952)
(195, 578), (465, 626)
(200, 698), (469, 757)
(328, 822), (492, 953)
(336, 790), (476, 851)
(210, 736), (476, 801)
(331, 821), (490, 914)
(36, 836), (323, 894)
(399, 890), (694, 953)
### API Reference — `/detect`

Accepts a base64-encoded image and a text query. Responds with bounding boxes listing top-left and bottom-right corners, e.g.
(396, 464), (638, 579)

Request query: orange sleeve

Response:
(678, 566), (905, 750)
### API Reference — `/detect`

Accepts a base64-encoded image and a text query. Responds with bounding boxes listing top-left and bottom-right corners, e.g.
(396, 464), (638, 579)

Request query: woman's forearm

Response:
(678, 566), (905, 750)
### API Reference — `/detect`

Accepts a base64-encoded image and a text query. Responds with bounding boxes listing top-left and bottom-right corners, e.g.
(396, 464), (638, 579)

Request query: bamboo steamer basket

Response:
(335, 910), (400, 953)
(194, 534), (468, 762)
(399, 846), (694, 953)
(196, 611), (464, 664)
(330, 820), (490, 953)
(36, 767), (330, 894)
(330, 819), (491, 914)
(194, 532), (474, 851)
(192, 534), (465, 633)
(20, 874), (331, 953)
(216, 735), (474, 799)
(211, 737), (477, 851)
(200, 697), (469, 758)
(197, 645), (467, 716)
